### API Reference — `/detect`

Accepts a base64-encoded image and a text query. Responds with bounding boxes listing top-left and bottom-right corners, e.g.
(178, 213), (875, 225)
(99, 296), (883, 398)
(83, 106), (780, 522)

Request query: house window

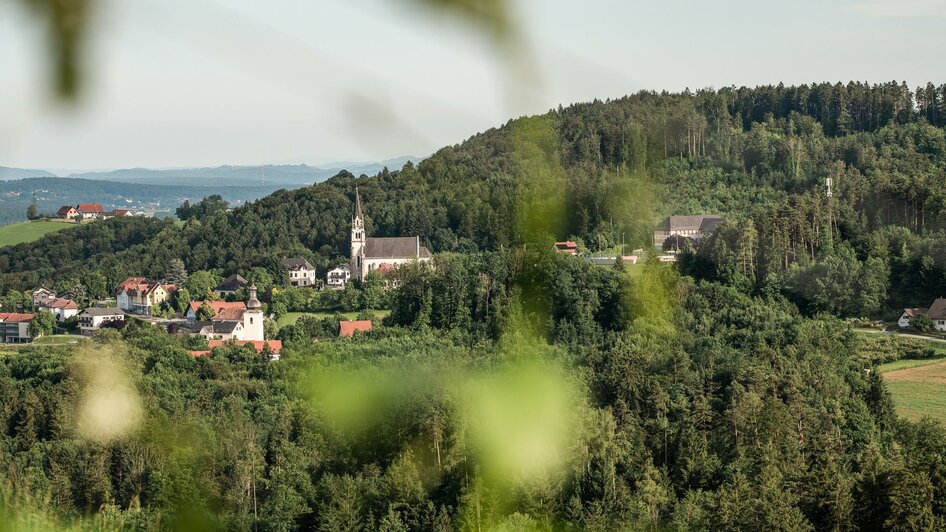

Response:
(249, 317), (253, 324)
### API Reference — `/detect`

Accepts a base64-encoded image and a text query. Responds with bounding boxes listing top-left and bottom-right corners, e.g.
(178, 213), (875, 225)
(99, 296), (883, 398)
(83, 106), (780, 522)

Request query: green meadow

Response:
(0, 219), (77, 247)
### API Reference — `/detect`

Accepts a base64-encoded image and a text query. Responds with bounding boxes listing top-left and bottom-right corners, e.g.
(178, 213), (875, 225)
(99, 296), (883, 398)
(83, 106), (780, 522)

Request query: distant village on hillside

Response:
(3, 191), (725, 349)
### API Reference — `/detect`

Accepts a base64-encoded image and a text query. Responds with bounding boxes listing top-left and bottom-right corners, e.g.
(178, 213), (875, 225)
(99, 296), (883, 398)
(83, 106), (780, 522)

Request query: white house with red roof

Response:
(116, 277), (177, 316)
(0, 313), (36, 343)
(37, 297), (79, 322)
(76, 203), (106, 220)
(56, 206), (79, 220)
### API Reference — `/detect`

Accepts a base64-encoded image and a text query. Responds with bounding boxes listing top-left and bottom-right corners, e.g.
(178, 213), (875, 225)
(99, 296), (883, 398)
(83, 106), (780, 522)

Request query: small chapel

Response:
(350, 187), (432, 281)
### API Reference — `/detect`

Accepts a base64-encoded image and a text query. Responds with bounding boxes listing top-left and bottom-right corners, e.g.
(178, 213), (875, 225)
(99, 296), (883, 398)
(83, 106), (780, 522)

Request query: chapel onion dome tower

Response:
(246, 284), (262, 310)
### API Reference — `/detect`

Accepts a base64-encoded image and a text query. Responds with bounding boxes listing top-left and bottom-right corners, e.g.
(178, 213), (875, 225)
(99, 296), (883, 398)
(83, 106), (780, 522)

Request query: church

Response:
(350, 187), (432, 281)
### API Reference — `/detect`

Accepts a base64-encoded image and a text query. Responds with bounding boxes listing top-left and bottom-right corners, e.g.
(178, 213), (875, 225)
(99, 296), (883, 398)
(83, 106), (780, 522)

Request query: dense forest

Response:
(2, 81), (946, 317)
(3, 251), (946, 529)
(3, 82), (946, 529)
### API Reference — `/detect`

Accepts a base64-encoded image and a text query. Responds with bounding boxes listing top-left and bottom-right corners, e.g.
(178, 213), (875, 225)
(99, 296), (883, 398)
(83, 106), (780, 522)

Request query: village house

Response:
(552, 241), (580, 255)
(182, 286), (264, 342)
(31, 287), (56, 309)
(79, 307), (126, 336)
(104, 209), (133, 218)
(350, 187), (432, 282)
(185, 300), (247, 322)
(340, 320), (373, 337)
(56, 206), (79, 221)
(654, 215), (724, 249)
(281, 257), (317, 287)
(899, 298), (946, 330)
(77, 203), (106, 220)
(0, 313), (36, 343)
(215, 274), (247, 299)
(116, 277), (177, 316)
(326, 264), (351, 289)
(38, 297), (79, 322)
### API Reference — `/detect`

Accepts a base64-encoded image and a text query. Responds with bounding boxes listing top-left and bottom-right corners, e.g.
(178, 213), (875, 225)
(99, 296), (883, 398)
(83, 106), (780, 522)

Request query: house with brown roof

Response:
(553, 241), (580, 255)
(116, 277), (177, 316)
(339, 320), (373, 337)
(350, 187), (432, 282)
(215, 274), (247, 298)
(38, 297), (79, 322)
(56, 205), (79, 220)
(31, 287), (56, 309)
(899, 298), (946, 330)
(281, 257), (317, 287)
(104, 209), (133, 217)
(654, 215), (724, 249)
(0, 313), (36, 343)
(77, 203), (106, 220)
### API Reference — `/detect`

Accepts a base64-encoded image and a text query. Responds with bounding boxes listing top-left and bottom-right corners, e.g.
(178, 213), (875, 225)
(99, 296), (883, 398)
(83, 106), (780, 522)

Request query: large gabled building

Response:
(350, 187), (432, 281)
(116, 277), (177, 316)
(654, 215), (724, 249)
(0, 313), (35, 343)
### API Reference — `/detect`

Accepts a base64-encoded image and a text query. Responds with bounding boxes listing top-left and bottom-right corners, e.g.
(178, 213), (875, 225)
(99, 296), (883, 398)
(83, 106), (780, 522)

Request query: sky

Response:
(1, 0), (945, 172)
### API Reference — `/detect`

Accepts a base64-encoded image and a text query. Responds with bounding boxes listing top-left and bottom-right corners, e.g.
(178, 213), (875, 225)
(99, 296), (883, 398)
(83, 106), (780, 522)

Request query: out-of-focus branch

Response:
(19, 0), (92, 98)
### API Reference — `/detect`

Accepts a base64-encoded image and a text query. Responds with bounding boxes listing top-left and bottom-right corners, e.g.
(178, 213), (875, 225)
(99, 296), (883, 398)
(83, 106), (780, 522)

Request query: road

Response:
(856, 328), (946, 345)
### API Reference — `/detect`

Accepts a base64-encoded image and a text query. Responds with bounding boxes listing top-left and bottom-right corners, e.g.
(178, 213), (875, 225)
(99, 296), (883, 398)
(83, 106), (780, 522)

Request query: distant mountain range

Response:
(0, 156), (422, 225)
(0, 156), (421, 187)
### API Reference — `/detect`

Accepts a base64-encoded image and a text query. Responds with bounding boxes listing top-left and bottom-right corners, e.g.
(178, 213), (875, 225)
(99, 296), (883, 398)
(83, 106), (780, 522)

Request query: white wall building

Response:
(79, 308), (126, 336)
(281, 257), (317, 287)
(350, 187), (432, 281)
(326, 264), (351, 288)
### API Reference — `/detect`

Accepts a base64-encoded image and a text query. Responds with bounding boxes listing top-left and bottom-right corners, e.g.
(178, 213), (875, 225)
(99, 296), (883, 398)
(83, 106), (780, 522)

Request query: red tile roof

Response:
(339, 320), (372, 337)
(205, 340), (282, 353)
(553, 241), (579, 254)
(42, 298), (78, 310)
(189, 301), (246, 321)
(116, 277), (175, 297)
(0, 313), (34, 323)
(190, 350), (212, 357)
(77, 203), (104, 213)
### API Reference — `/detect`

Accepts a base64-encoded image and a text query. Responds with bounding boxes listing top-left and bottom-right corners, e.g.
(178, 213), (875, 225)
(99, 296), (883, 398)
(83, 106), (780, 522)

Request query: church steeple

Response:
(351, 187), (366, 281)
(354, 186), (363, 221)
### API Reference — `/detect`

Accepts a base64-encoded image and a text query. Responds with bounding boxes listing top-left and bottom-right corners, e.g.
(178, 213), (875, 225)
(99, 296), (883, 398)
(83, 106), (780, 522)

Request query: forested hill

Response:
(2, 81), (946, 317)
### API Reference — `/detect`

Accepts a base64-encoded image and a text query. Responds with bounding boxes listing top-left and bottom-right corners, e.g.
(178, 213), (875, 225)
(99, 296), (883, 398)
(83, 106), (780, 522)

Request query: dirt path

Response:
(883, 359), (946, 383)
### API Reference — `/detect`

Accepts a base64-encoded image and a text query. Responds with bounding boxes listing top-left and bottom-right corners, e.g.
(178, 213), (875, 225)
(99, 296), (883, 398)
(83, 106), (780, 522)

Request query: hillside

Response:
(60, 158), (421, 187)
(0, 177), (283, 225)
(0, 166), (56, 180)
(0, 219), (77, 247)
(2, 82), (946, 317)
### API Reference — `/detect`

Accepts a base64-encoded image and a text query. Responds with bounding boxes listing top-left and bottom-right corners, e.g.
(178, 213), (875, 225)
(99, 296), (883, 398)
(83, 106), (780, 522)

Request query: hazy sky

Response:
(2, 0), (945, 171)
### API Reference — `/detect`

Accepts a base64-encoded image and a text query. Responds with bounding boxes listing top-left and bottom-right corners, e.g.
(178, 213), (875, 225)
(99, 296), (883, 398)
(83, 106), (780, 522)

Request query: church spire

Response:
(354, 186), (363, 220)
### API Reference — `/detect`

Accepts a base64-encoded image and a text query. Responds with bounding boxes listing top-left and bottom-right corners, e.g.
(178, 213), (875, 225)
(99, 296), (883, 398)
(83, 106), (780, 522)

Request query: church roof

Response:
(364, 236), (431, 259)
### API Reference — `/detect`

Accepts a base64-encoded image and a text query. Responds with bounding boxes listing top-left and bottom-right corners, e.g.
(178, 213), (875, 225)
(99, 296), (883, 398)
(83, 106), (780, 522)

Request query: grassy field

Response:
(277, 310), (390, 328)
(31, 335), (87, 346)
(880, 358), (946, 425)
(0, 219), (77, 247)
